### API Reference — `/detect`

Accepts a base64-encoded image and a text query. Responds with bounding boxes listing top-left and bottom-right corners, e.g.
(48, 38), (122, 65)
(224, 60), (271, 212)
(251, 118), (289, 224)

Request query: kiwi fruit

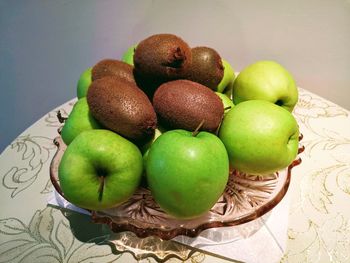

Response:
(153, 79), (224, 133)
(87, 76), (157, 143)
(91, 59), (136, 85)
(186, 47), (224, 90)
(133, 34), (192, 82)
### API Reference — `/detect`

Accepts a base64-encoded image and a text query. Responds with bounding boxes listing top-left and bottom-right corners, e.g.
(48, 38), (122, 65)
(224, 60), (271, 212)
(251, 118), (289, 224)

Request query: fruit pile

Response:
(58, 33), (299, 220)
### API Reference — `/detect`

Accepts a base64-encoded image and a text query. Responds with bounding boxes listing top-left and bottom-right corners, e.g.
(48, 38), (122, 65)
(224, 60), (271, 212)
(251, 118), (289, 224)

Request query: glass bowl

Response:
(50, 134), (303, 260)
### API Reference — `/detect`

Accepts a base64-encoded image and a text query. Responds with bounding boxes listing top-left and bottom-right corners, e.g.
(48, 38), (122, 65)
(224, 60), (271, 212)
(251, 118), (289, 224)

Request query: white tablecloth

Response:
(1, 88), (350, 262)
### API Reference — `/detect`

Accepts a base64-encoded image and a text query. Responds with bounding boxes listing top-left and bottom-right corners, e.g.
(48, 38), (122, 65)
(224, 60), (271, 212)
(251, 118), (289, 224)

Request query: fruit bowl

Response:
(51, 33), (302, 261)
(50, 134), (304, 241)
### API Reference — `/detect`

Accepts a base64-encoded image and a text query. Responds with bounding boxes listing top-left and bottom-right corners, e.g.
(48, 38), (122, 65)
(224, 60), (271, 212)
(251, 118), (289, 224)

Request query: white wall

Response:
(1, 0), (350, 152)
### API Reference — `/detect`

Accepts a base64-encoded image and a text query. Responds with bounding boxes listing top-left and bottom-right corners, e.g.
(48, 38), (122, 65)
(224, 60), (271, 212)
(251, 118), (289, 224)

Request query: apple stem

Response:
(224, 106), (232, 111)
(215, 114), (225, 136)
(192, 119), (205, 137)
(98, 176), (105, 201)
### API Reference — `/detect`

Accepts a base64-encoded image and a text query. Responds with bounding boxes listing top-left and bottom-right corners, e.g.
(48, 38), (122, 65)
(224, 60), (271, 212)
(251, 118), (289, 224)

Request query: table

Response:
(1, 88), (349, 263)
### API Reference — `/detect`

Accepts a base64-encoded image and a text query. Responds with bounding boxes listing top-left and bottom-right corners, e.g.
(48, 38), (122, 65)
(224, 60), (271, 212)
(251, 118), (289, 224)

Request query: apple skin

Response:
(232, 61), (298, 112)
(58, 129), (143, 211)
(141, 127), (164, 173)
(61, 98), (102, 145)
(217, 59), (235, 93)
(219, 100), (299, 175)
(215, 92), (234, 114)
(121, 44), (137, 65)
(77, 67), (92, 99)
(146, 130), (229, 219)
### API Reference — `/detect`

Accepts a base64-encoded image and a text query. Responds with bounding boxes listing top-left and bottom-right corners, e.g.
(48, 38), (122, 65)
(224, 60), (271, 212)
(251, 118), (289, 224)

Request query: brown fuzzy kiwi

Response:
(92, 59), (136, 85)
(133, 34), (192, 82)
(153, 79), (224, 133)
(87, 76), (157, 143)
(186, 47), (224, 90)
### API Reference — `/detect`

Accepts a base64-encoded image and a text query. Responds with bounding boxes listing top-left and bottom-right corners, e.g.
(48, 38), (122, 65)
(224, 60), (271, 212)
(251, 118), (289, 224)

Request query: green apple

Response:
(135, 129), (164, 189)
(58, 129), (143, 211)
(121, 44), (137, 65)
(146, 129), (229, 219)
(141, 126), (169, 189)
(141, 127), (164, 166)
(215, 92), (234, 114)
(217, 59), (235, 94)
(232, 61), (298, 112)
(61, 98), (102, 145)
(141, 127), (164, 176)
(77, 67), (92, 99)
(219, 100), (299, 175)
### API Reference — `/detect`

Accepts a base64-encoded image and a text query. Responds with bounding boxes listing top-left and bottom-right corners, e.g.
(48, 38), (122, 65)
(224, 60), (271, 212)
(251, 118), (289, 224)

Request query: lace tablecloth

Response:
(1, 88), (349, 263)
